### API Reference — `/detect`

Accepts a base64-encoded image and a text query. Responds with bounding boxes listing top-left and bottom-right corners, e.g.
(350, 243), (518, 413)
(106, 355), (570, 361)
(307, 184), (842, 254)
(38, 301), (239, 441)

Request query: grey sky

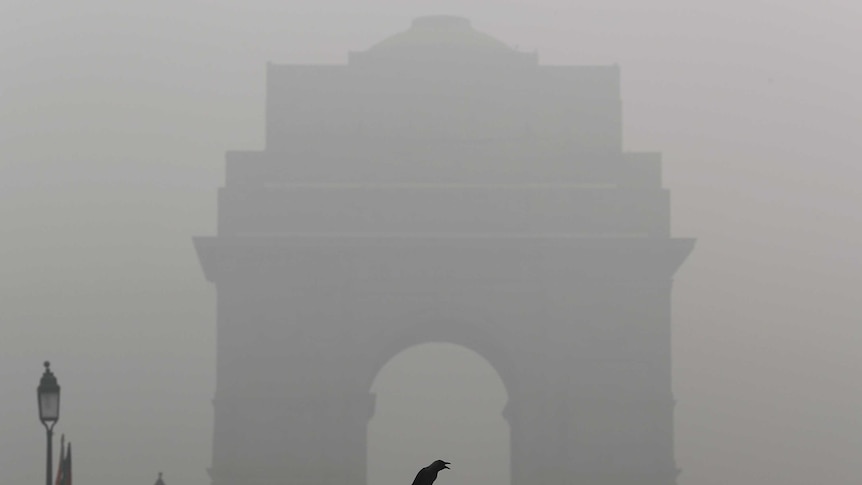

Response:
(2, 1), (861, 485)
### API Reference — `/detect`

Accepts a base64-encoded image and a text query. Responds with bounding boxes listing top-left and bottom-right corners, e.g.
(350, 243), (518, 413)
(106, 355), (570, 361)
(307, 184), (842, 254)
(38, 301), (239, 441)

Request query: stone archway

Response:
(195, 15), (694, 485)
(367, 342), (509, 485)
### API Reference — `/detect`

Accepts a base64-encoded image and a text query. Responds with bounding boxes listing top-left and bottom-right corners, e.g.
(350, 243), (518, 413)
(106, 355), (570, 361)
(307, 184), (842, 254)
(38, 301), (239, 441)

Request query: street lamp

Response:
(38, 361), (60, 485)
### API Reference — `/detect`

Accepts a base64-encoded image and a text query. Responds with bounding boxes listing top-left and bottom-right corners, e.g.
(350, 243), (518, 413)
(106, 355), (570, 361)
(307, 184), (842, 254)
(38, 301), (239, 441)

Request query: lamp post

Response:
(38, 361), (60, 485)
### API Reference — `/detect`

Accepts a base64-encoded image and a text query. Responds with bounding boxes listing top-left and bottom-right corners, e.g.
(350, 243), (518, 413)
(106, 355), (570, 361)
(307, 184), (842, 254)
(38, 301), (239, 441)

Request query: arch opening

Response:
(367, 342), (510, 485)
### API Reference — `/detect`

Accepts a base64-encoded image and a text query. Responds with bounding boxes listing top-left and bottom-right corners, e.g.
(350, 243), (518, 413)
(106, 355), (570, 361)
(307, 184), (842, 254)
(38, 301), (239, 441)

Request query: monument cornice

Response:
(195, 235), (694, 284)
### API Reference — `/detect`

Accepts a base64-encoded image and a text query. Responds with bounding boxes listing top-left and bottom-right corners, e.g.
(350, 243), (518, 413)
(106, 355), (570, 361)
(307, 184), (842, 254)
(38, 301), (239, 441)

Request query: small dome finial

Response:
(412, 15), (472, 30)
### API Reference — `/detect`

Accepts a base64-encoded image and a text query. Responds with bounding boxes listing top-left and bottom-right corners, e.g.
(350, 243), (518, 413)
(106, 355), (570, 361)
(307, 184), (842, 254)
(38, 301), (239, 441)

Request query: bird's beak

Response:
(443, 462), (450, 469)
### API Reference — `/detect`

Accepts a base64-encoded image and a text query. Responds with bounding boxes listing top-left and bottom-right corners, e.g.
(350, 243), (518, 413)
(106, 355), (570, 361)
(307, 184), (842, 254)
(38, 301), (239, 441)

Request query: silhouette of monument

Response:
(195, 15), (694, 485)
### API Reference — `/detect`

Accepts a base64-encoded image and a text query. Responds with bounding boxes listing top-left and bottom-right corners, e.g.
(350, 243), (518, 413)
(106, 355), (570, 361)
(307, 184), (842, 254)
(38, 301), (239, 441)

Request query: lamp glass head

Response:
(37, 361), (60, 423)
(38, 391), (60, 422)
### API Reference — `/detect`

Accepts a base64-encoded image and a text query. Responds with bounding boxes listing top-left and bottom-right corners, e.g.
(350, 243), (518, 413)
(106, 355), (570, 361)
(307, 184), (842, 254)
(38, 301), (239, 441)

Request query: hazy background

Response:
(2, 1), (860, 485)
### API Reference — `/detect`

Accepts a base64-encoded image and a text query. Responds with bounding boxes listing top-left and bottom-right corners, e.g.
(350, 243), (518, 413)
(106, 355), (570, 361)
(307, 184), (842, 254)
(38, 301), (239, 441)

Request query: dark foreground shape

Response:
(412, 460), (451, 485)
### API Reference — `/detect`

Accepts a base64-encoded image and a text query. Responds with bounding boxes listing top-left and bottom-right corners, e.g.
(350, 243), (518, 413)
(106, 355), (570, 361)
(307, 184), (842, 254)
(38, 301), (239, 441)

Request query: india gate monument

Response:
(195, 15), (694, 485)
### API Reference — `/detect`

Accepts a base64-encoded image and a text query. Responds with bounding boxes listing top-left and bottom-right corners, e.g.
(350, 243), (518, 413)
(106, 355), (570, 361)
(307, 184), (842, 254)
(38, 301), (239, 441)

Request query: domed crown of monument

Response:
(369, 16), (510, 53)
(351, 15), (537, 66)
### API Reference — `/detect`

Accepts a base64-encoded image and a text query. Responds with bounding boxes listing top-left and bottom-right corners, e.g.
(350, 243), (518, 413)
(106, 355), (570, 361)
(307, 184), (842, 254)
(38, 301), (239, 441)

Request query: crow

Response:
(411, 460), (451, 485)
